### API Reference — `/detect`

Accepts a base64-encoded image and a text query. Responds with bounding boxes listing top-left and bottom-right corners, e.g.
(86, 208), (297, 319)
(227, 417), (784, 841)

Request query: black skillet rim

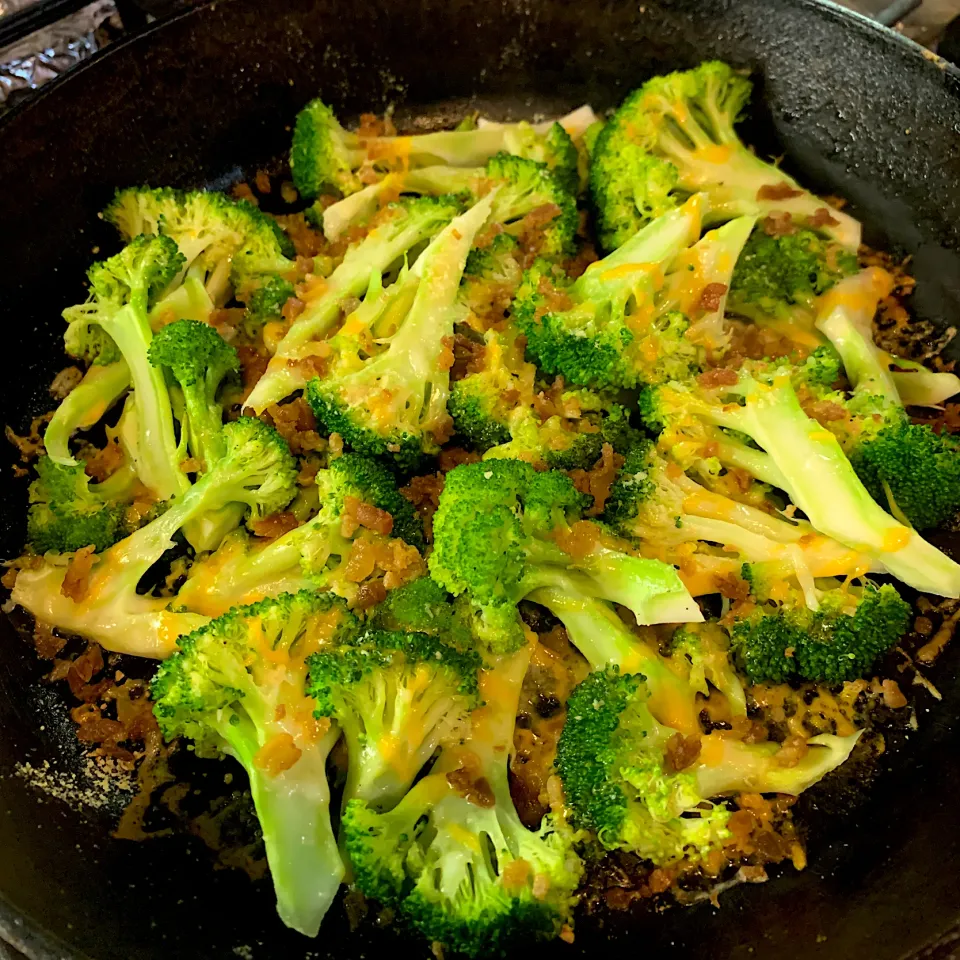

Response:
(0, 0), (959, 956)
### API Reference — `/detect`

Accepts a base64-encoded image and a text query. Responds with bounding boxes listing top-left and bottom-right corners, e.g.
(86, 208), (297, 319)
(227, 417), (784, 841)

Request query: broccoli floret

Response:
(43, 360), (131, 466)
(808, 270), (960, 529)
(512, 203), (753, 389)
(639, 358), (960, 598)
(603, 438), (865, 589)
(242, 275), (296, 331)
(61, 234), (190, 502)
(589, 61), (860, 253)
(27, 458), (127, 554)
(342, 649), (582, 956)
(728, 226), (859, 325)
(306, 195), (495, 469)
(307, 626), (481, 809)
(148, 320), (239, 470)
(12, 418), (297, 657)
(151, 590), (357, 936)
(291, 98), (581, 201)
(177, 452), (424, 618)
(371, 576), (458, 634)
(428, 458), (701, 653)
(555, 668), (731, 863)
(730, 573), (911, 684)
(103, 187), (294, 299)
(245, 196), (462, 413)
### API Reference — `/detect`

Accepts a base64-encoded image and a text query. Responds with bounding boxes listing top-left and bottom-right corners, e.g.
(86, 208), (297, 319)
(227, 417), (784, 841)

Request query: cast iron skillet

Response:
(2, 1), (960, 957)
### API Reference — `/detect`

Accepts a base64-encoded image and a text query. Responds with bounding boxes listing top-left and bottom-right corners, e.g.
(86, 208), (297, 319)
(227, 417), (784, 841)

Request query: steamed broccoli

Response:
(812, 270), (960, 529)
(318, 152), (577, 260)
(148, 320), (239, 470)
(428, 458), (702, 652)
(639, 358), (960, 597)
(556, 667), (862, 863)
(151, 591), (357, 936)
(448, 327), (641, 469)
(243, 274), (296, 331)
(291, 98), (579, 200)
(62, 234), (190, 502)
(177, 452), (424, 618)
(590, 61), (860, 252)
(27, 458), (127, 554)
(305, 194), (495, 468)
(12, 418), (297, 657)
(245, 195), (462, 413)
(727, 225), (859, 327)
(342, 648), (582, 956)
(307, 626), (481, 809)
(512, 203), (754, 389)
(730, 569), (911, 684)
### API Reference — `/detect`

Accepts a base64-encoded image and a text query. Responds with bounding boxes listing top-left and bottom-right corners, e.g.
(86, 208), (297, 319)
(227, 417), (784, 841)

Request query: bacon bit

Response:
(354, 580), (388, 610)
(536, 273), (574, 315)
(435, 335), (457, 374)
(647, 869), (673, 895)
(532, 376), (569, 422)
(760, 212), (797, 237)
(516, 204), (563, 259)
(566, 444), (624, 517)
(450, 333), (486, 382)
(502, 859), (532, 893)
(357, 112), (386, 138)
(915, 402), (960, 436)
(84, 437), (125, 482)
(344, 495), (394, 536)
(881, 679), (908, 709)
(664, 733), (702, 772)
(264, 397), (324, 455)
(6, 413), (51, 466)
(254, 733), (302, 777)
(913, 615), (934, 637)
(808, 207), (840, 229)
(49, 365), (83, 400)
(438, 447), (481, 472)
(280, 181), (299, 205)
(446, 765), (496, 808)
(698, 282), (728, 313)
(554, 520), (601, 560)
(237, 345), (269, 401)
(474, 223), (504, 249)
(281, 296), (306, 322)
(697, 367), (739, 389)
(715, 572), (750, 602)
(917, 604), (960, 663)
(775, 734), (809, 768)
(31, 620), (66, 659)
(431, 414), (456, 447)
(401, 472), (444, 540)
(254, 170), (272, 194)
(210, 307), (245, 340)
(559, 925), (575, 945)
(343, 537), (378, 581)
(565, 241), (599, 280)
(65, 642), (104, 698)
(250, 512), (301, 540)
(231, 182), (258, 206)
(756, 182), (803, 201)
(60, 546), (97, 602)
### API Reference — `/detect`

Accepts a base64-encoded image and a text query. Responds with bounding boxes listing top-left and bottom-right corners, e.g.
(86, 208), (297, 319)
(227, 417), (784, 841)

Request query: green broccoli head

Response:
(242, 275), (296, 329)
(87, 233), (184, 309)
(502, 120), (580, 195)
(728, 226), (859, 322)
(291, 98), (365, 199)
(730, 573), (911, 684)
(555, 668), (730, 863)
(27, 457), (127, 554)
(307, 627), (481, 808)
(372, 576), (460, 635)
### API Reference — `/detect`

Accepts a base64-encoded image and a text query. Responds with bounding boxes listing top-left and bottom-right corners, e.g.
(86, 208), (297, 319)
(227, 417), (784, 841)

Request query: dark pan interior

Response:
(2, 1), (960, 957)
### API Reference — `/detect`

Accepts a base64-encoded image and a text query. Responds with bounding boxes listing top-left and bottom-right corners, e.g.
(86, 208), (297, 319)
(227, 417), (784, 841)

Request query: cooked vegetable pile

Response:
(10, 60), (960, 955)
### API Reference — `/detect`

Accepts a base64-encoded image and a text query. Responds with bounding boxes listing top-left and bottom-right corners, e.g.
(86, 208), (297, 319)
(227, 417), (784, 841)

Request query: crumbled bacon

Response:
(264, 397), (324, 455)
(715, 572), (750, 602)
(760, 211), (797, 237)
(566, 444), (623, 517)
(438, 447), (481, 472)
(6, 413), (51, 467)
(446, 759), (496, 808)
(60, 546), (97, 602)
(808, 207), (840, 229)
(250, 512), (301, 540)
(84, 437), (125, 482)
(254, 170), (272, 194)
(664, 733), (702, 772)
(697, 367), (739, 389)
(438, 336), (455, 372)
(756, 182), (803, 201)
(881, 679), (908, 709)
(237, 346), (269, 402)
(450, 333), (486, 382)
(354, 580), (387, 609)
(231, 182), (258, 206)
(536, 274), (574, 316)
(49, 365), (83, 400)
(698, 282), (728, 313)
(342, 495), (394, 537)
(805, 398), (848, 424)
(281, 296), (306, 322)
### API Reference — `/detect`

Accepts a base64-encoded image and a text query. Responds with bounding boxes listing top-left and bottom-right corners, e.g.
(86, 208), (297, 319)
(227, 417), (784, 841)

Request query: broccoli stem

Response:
(44, 360), (131, 465)
(101, 302), (187, 501)
(890, 360), (960, 407)
(529, 586), (702, 736)
(814, 269), (898, 402)
(709, 373), (960, 596)
(246, 205), (459, 413)
(219, 716), (344, 936)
